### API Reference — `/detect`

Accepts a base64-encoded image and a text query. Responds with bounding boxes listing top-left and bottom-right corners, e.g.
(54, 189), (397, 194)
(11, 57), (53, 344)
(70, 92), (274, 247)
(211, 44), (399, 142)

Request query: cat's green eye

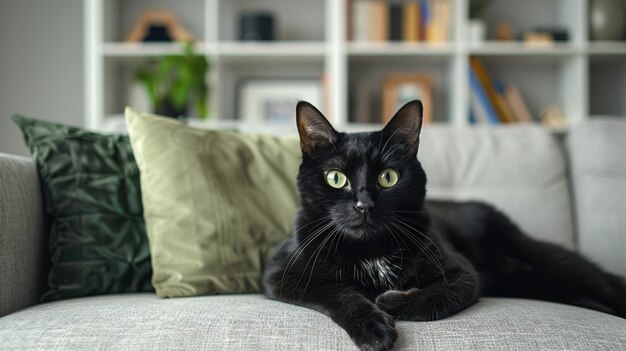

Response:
(326, 170), (348, 189)
(378, 168), (399, 188)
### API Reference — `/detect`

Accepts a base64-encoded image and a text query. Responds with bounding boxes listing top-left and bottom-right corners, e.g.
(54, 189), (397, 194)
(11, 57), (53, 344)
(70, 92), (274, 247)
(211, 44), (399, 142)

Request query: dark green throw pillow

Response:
(12, 115), (153, 301)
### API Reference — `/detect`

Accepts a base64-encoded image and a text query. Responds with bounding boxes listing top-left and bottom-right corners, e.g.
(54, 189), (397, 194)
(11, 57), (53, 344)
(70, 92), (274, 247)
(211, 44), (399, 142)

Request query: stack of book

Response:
(468, 57), (534, 125)
(348, 0), (452, 42)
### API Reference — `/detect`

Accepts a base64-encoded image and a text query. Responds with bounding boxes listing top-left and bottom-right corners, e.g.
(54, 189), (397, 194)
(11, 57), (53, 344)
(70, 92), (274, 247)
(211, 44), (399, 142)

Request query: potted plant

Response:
(468, 0), (492, 43)
(135, 42), (209, 119)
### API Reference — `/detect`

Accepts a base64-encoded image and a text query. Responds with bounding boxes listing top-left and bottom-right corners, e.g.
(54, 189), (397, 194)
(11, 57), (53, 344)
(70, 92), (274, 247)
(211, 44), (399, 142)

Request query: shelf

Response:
(102, 42), (212, 57)
(347, 42), (455, 58)
(468, 42), (579, 57)
(103, 114), (570, 136)
(216, 42), (326, 60)
(86, 0), (626, 132)
(587, 42), (626, 56)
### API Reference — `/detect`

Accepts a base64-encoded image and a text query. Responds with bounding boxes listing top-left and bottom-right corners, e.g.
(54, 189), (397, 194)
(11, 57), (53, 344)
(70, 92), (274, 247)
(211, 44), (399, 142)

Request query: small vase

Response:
(468, 19), (486, 43)
(589, 0), (625, 41)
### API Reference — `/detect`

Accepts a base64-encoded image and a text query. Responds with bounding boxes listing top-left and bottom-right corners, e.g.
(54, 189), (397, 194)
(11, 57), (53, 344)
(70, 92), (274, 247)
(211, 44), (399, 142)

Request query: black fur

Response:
(263, 100), (626, 351)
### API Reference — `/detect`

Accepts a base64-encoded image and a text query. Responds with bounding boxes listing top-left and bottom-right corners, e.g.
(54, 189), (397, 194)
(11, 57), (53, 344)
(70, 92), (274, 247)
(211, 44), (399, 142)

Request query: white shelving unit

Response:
(85, 0), (626, 132)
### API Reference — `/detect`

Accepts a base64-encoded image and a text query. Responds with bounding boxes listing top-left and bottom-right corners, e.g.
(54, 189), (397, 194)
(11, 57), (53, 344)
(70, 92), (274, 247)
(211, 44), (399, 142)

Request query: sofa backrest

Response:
(419, 125), (575, 249)
(568, 118), (626, 277)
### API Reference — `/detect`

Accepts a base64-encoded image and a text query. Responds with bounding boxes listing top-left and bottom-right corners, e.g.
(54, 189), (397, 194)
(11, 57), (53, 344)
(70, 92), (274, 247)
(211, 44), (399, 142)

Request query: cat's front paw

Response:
(346, 308), (397, 351)
(375, 289), (419, 318)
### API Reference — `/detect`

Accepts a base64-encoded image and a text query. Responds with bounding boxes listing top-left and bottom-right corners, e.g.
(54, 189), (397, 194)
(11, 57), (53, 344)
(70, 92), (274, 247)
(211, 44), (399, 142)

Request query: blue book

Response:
(469, 67), (499, 125)
(420, 0), (430, 36)
(469, 107), (477, 124)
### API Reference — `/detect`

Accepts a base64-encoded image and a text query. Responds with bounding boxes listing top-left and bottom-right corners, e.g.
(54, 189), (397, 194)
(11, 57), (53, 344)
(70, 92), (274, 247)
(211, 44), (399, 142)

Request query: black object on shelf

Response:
(389, 4), (403, 41)
(143, 25), (172, 42)
(239, 13), (275, 41)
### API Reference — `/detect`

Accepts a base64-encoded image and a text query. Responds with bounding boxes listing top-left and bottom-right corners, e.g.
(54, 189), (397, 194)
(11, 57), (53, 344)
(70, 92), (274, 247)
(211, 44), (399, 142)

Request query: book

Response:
(353, 79), (371, 123)
(493, 80), (517, 122)
(322, 73), (332, 122)
(369, 1), (389, 42)
(470, 56), (515, 123)
(389, 3), (403, 41)
(352, 1), (371, 42)
(420, 0), (430, 41)
(504, 84), (534, 122)
(469, 66), (499, 125)
(346, 0), (354, 41)
(427, 0), (439, 42)
(402, 2), (420, 42)
(434, 0), (451, 42)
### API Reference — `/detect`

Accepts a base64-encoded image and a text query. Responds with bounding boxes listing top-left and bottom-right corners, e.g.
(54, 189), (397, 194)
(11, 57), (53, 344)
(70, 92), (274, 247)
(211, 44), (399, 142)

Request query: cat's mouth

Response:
(346, 215), (377, 231)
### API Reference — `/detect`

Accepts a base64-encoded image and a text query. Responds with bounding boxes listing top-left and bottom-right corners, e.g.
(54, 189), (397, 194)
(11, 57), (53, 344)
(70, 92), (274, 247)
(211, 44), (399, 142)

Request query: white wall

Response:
(0, 0), (84, 156)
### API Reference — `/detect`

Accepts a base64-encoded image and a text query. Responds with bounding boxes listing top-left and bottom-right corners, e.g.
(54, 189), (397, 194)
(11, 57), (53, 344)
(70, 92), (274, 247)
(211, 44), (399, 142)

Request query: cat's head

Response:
(295, 100), (427, 245)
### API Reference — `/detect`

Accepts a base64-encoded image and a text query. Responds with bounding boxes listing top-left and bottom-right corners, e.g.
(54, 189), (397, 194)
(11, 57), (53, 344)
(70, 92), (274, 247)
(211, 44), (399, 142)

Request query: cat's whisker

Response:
(383, 223), (408, 273)
(280, 220), (334, 297)
(389, 220), (448, 283)
(282, 220), (332, 274)
(379, 119), (411, 156)
(380, 143), (404, 160)
(392, 217), (443, 258)
(390, 220), (444, 274)
(269, 216), (330, 261)
(325, 226), (343, 260)
(298, 227), (342, 296)
(283, 220), (333, 274)
(334, 227), (345, 254)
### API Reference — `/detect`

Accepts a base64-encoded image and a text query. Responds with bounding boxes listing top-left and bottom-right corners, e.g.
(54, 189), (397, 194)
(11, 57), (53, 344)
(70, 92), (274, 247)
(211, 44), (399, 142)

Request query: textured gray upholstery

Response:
(420, 125), (574, 248)
(569, 118), (626, 277)
(0, 294), (625, 350)
(0, 153), (47, 317)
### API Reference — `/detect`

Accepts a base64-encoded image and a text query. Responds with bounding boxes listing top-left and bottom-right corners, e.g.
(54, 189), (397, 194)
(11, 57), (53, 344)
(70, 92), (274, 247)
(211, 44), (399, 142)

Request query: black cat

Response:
(263, 100), (626, 351)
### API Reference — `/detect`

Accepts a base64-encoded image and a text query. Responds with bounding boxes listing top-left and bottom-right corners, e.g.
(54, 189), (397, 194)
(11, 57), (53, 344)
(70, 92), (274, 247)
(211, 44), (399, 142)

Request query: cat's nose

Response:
(354, 201), (373, 214)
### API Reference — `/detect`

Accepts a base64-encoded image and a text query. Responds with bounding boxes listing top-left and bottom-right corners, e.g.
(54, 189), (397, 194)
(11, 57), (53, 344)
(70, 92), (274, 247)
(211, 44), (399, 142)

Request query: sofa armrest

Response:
(568, 118), (626, 278)
(0, 153), (47, 317)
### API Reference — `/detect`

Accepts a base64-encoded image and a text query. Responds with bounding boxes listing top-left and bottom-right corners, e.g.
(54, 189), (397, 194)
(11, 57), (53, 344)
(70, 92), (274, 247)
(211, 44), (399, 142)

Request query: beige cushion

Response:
(126, 108), (301, 298)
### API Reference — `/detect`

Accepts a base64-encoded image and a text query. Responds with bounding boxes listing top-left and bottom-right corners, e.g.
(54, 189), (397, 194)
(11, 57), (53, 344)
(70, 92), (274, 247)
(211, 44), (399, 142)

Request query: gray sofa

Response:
(1, 119), (626, 350)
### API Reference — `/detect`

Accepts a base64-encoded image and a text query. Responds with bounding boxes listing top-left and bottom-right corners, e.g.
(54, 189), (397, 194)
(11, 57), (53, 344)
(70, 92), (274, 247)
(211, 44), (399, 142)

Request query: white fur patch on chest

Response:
(354, 257), (400, 288)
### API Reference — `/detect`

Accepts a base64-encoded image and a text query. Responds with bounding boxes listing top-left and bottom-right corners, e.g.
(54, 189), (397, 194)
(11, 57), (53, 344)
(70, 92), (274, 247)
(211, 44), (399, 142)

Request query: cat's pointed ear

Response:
(296, 101), (337, 155)
(382, 100), (423, 154)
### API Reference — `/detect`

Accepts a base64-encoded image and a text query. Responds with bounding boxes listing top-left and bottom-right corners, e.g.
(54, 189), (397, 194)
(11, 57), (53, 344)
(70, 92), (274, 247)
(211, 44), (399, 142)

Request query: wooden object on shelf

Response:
(523, 33), (554, 45)
(496, 22), (514, 41)
(504, 85), (534, 122)
(382, 74), (433, 124)
(125, 10), (195, 42)
(540, 104), (567, 128)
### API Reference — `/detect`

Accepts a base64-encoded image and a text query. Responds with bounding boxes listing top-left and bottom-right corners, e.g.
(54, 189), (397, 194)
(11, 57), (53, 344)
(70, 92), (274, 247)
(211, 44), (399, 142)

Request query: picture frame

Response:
(236, 78), (323, 124)
(382, 74), (433, 124)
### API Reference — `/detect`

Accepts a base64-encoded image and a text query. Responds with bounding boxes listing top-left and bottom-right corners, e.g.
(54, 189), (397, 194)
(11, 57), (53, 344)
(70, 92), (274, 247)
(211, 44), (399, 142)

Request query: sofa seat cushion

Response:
(1, 294), (625, 350)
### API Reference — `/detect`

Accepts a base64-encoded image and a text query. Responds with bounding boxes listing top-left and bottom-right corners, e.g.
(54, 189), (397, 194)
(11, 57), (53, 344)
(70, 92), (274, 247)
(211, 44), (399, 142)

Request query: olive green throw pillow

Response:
(12, 115), (153, 302)
(125, 108), (301, 298)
